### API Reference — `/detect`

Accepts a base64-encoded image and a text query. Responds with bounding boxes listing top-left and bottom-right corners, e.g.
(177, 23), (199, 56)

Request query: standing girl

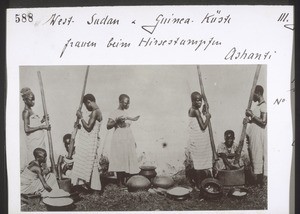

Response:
(107, 94), (140, 188)
(184, 91), (212, 188)
(21, 87), (50, 165)
(244, 85), (267, 187)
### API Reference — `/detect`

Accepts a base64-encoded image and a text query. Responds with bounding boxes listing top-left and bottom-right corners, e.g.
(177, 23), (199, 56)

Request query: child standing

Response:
(184, 91), (212, 188)
(244, 85), (267, 187)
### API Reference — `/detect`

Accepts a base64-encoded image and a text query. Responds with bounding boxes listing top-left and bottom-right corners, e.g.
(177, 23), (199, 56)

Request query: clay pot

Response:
(200, 178), (223, 200)
(126, 175), (151, 192)
(139, 166), (157, 180)
(152, 176), (175, 189)
(216, 167), (245, 186)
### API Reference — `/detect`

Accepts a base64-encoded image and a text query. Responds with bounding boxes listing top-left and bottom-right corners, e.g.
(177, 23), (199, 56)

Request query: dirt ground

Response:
(21, 172), (267, 212)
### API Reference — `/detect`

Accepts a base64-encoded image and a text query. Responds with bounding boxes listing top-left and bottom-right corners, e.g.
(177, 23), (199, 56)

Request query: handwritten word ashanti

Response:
(225, 47), (276, 60)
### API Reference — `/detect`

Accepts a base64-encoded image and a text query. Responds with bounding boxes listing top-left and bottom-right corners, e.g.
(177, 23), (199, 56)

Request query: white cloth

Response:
(21, 168), (60, 197)
(25, 113), (46, 164)
(60, 154), (73, 178)
(247, 102), (267, 175)
(108, 109), (139, 174)
(70, 120), (102, 190)
(186, 117), (212, 170)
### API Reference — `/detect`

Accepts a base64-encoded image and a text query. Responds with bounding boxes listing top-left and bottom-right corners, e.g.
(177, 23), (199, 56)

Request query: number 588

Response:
(15, 13), (33, 23)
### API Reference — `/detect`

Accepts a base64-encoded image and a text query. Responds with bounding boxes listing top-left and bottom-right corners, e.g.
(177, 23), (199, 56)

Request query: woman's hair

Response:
(33, 148), (46, 159)
(63, 134), (72, 144)
(20, 87), (34, 100)
(224, 130), (235, 138)
(83, 93), (96, 103)
(255, 85), (264, 95)
(191, 91), (202, 102)
(119, 94), (130, 102)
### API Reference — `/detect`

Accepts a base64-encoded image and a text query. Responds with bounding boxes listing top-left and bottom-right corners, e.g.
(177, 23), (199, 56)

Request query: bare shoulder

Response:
(23, 109), (34, 120)
(96, 108), (102, 116)
(188, 107), (199, 117)
(28, 163), (42, 174)
(22, 109), (29, 118)
(94, 108), (103, 121)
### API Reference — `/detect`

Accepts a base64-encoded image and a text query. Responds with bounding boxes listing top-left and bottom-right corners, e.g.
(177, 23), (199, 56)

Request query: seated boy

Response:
(216, 130), (250, 171)
(58, 133), (99, 192)
(57, 134), (74, 179)
(21, 148), (65, 197)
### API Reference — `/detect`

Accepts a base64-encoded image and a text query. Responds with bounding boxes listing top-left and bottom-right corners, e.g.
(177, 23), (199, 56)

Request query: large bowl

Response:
(166, 186), (192, 201)
(217, 167), (245, 186)
(43, 197), (74, 211)
(200, 178), (223, 200)
(126, 175), (151, 192)
(152, 176), (175, 189)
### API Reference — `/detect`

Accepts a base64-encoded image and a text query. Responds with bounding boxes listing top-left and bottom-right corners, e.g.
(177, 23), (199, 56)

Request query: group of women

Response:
(21, 83), (267, 192)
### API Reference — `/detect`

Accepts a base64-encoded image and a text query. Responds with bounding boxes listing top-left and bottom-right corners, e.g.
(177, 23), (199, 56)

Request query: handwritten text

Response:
(60, 38), (97, 58)
(45, 14), (74, 26)
(225, 47), (276, 60)
(142, 14), (192, 34)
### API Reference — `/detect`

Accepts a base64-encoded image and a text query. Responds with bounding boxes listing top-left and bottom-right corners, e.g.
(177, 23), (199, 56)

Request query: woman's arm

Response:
(107, 118), (118, 130)
(77, 110), (99, 132)
(32, 166), (52, 192)
(219, 153), (239, 170)
(57, 155), (64, 180)
(63, 163), (73, 174)
(194, 109), (210, 131)
(23, 110), (50, 134)
(126, 115), (140, 121)
(40, 163), (50, 176)
(251, 112), (267, 128)
(40, 114), (49, 124)
(246, 109), (267, 128)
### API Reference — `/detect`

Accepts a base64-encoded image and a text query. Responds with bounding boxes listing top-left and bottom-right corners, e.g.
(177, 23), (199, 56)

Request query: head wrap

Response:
(20, 87), (34, 100)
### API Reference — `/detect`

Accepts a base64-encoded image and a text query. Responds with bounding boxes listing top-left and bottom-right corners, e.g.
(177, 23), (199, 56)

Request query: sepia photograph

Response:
(19, 64), (267, 211)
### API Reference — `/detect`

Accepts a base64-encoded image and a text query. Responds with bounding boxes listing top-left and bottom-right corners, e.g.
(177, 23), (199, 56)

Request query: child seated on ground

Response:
(21, 148), (68, 197)
(57, 134), (74, 179)
(216, 130), (250, 171)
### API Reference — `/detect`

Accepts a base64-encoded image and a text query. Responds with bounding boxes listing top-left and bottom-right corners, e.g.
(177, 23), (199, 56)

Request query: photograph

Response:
(19, 64), (267, 211)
